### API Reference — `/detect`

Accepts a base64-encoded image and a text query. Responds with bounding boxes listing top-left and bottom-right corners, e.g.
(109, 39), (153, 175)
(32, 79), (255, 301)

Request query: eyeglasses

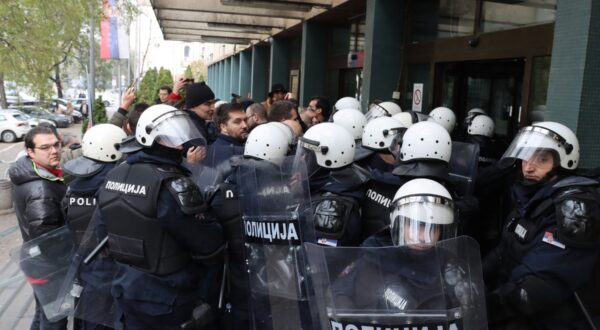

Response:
(35, 142), (61, 152)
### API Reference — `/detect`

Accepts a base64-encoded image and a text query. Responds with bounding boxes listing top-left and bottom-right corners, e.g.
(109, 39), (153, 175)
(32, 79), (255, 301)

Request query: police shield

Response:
(448, 141), (480, 197)
(238, 156), (316, 329)
(304, 236), (487, 330)
(67, 213), (119, 327)
(10, 226), (76, 321)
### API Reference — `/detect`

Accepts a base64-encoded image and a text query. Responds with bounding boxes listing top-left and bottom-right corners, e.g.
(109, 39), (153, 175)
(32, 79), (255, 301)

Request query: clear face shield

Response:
(149, 110), (206, 148)
(388, 128), (407, 160)
(294, 137), (327, 177)
(498, 126), (568, 169)
(389, 195), (455, 248)
(365, 104), (391, 122)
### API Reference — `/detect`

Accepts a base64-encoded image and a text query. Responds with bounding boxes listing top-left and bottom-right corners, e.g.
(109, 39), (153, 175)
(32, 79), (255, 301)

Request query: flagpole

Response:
(87, 0), (95, 127)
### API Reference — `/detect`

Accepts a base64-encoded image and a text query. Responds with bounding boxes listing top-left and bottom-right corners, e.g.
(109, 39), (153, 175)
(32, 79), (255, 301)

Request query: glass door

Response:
(436, 59), (525, 144)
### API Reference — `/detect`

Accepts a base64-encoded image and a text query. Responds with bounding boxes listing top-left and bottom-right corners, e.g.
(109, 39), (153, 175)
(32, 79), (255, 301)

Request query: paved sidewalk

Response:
(0, 210), (35, 329)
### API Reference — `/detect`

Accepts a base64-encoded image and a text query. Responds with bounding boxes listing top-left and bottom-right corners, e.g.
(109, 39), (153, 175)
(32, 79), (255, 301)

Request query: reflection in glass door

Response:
(436, 59), (524, 144)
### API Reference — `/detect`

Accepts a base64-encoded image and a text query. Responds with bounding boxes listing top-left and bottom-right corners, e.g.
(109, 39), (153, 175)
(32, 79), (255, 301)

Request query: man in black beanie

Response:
(185, 82), (217, 145)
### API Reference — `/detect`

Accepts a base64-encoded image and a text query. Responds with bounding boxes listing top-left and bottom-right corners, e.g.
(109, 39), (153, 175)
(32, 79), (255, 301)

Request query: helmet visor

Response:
(499, 126), (565, 168)
(389, 195), (454, 247)
(294, 137), (322, 177)
(364, 104), (390, 122)
(150, 111), (205, 148)
(388, 128), (407, 159)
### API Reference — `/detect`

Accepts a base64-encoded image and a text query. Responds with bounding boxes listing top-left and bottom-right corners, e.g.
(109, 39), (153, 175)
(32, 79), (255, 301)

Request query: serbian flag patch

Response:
(542, 231), (565, 249)
(100, 0), (129, 59)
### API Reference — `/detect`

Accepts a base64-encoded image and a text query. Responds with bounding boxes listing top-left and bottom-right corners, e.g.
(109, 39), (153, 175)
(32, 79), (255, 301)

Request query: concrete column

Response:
(210, 62), (221, 95)
(251, 45), (269, 101)
(239, 50), (252, 98)
(223, 57), (231, 100)
(546, 0), (600, 167)
(300, 21), (328, 107)
(270, 37), (290, 89)
(231, 54), (240, 97)
(362, 0), (405, 112)
(219, 61), (225, 100)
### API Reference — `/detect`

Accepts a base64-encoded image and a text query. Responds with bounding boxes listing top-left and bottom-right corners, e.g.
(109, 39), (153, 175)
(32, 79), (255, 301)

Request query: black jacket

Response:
(9, 156), (67, 241)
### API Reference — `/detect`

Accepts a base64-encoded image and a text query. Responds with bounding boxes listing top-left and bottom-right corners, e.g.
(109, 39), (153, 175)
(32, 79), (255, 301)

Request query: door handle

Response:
(518, 106), (522, 124)
(508, 106), (513, 117)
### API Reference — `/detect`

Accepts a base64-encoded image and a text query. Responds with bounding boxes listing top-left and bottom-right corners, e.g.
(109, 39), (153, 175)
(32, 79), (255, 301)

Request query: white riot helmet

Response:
(392, 112), (414, 128)
(362, 117), (406, 152)
(467, 114), (495, 138)
(332, 109), (367, 141)
(136, 104), (205, 148)
(399, 121), (452, 163)
(215, 100), (228, 111)
(467, 108), (486, 117)
(365, 101), (402, 122)
(266, 121), (295, 147)
(244, 123), (290, 165)
(334, 97), (361, 112)
(296, 123), (355, 175)
(390, 178), (455, 247)
(64, 124), (127, 177)
(428, 107), (456, 133)
(82, 124), (127, 162)
(500, 121), (580, 170)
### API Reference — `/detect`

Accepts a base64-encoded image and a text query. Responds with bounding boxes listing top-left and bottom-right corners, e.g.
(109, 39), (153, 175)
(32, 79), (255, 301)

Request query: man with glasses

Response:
(8, 125), (68, 330)
(299, 96), (330, 132)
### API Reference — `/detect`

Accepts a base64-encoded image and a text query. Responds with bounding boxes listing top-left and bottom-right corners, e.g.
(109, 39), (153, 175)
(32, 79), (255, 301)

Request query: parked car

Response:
(0, 110), (31, 142)
(71, 110), (83, 123)
(10, 105), (71, 128)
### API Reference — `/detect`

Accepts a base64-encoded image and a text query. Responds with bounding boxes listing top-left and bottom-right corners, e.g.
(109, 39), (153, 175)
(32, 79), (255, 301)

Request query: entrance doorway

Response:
(435, 59), (525, 144)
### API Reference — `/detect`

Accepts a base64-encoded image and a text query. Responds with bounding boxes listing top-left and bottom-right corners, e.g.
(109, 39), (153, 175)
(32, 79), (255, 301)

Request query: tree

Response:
(187, 60), (208, 83)
(82, 95), (108, 134)
(0, 0), (88, 106)
(0, 1), (138, 108)
(156, 67), (173, 93)
(138, 67), (157, 104)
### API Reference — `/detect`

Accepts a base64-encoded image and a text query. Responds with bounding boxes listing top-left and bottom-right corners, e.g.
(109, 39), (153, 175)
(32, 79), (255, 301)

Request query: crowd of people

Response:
(8, 76), (600, 330)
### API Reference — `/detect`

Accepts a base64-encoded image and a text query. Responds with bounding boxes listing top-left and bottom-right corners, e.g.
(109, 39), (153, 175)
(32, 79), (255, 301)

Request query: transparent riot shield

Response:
(65, 212), (119, 328)
(448, 141), (480, 197)
(238, 156), (316, 329)
(9, 226), (76, 322)
(305, 236), (487, 330)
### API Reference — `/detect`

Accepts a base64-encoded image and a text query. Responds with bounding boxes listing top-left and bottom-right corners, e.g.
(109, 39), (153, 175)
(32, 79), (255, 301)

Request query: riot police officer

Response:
(94, 104), (224, 329)
(62, 123), (127, 329)
(326, 179), (485, 328)
(427, 106), (456, 134)
(210, 122), (291, 329)
(357, 116), (407, 237)
(483, 121), (600, 328)
(296, 122), (368, 247)
(63, 124), (127, 245)
(393, 121), (479, 236)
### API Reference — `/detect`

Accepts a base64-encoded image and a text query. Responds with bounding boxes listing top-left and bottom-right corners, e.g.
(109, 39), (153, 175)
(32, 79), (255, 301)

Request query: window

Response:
(410, 0), (476, 43)
(482, 0), (556, 33)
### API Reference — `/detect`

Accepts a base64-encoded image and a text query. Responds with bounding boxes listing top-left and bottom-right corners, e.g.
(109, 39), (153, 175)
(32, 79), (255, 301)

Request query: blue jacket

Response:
(203, 134), (245, 168)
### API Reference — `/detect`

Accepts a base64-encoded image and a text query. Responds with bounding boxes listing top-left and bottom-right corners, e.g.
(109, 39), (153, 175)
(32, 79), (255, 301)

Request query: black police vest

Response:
(64, 189), (97, 246)
(312, 191), (362, 246)
(98, 162), (190, 275)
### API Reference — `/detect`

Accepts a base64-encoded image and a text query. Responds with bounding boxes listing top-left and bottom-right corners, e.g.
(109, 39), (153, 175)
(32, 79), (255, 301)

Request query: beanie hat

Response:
(185, 82), (215, 109)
